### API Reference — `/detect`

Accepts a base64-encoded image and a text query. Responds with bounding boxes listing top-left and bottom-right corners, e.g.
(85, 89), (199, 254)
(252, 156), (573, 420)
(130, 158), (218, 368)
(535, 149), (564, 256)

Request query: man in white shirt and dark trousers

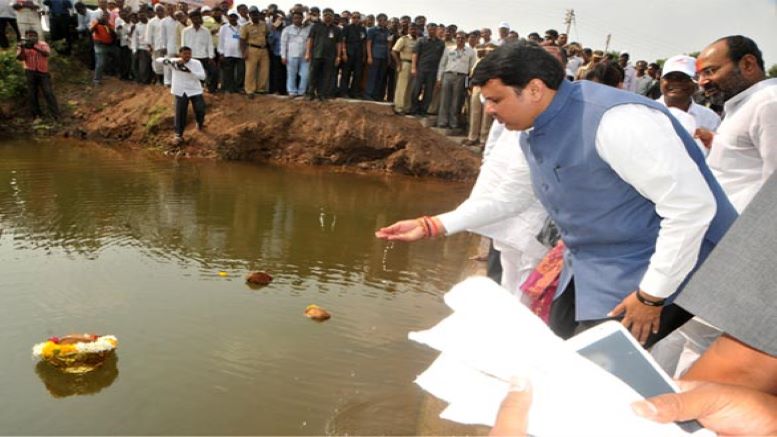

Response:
(157, 46), (206, 143)
(469, 41), (737, 347)
(182, 10), (216, 92)
(436, 31), (475, 130)
(218, 11), (244, 93)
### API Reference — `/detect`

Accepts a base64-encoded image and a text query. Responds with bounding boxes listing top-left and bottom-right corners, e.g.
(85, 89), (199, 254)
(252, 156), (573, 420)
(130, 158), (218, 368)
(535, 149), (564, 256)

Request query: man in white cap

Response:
(656, 54), (721, 137)
(495, 22), (509, 46)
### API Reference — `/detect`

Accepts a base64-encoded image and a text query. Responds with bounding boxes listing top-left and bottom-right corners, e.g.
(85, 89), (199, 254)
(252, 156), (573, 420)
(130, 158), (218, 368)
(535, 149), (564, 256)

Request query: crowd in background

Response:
(4, 0), (696, 145)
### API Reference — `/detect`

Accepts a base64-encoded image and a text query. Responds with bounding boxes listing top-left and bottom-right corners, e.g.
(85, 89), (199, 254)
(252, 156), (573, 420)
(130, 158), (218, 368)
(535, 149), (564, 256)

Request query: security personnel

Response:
(240, 5), (269, 95)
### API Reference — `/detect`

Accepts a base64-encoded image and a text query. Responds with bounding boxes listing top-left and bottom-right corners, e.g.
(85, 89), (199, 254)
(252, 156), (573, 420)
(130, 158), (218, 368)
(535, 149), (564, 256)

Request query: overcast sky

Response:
(296, 0), (776, 67)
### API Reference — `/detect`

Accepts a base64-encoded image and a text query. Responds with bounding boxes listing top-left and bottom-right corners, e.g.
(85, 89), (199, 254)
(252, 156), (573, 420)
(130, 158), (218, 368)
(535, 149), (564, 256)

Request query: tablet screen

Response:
(576, 330), (703, 433)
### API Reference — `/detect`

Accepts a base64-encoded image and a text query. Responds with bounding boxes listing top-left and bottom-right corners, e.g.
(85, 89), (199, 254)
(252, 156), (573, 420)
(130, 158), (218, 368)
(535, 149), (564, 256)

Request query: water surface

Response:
(0, 139), (476, 435)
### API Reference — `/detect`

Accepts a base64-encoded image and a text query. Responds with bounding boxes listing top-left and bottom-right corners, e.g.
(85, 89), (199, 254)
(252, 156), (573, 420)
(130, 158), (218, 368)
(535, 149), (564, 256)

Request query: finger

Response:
(675, 380), (704, 392)
(631, 322), (646, 345)
(651, 317), (661, 335)
(491, 378), (533, 437)
(608, 302), (625, 318)
(620, 315), (632, 330)
(631, 387), (721, 424)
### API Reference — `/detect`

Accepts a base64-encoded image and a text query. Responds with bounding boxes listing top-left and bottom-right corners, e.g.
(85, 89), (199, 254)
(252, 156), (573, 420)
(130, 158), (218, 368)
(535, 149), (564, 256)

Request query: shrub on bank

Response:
(0, 49), (26, 101)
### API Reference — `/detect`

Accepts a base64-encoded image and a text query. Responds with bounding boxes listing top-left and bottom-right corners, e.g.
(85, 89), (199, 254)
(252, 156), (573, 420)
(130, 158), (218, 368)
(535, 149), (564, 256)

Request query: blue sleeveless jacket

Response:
(519, 80), (738, 321)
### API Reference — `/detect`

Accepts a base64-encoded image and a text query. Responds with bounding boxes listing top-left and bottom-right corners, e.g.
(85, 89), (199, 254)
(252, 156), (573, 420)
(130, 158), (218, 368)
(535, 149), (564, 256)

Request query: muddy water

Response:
(0, 139), (477, 435)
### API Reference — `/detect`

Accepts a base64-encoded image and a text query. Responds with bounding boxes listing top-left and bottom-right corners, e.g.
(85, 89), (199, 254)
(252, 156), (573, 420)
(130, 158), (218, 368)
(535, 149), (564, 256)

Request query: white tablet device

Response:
(566, 321), (704, 434)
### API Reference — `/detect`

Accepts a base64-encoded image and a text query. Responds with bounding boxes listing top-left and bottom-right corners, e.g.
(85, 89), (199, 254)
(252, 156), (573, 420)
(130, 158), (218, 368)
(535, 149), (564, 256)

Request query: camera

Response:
(162, 58), (172, 65)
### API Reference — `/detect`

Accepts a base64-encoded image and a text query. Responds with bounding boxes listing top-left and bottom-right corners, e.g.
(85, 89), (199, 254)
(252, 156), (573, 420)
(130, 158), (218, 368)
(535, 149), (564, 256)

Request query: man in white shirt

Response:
(145, 3), (166, 85)
(115, 8), (133, 80)
(160, 4), (179, 85)
(468, 42), (737, 346)
(656, 55), (721, 150)
(182, 10), (215, 92)
(494, 22), (509, 46)
(698, 35), (777, 213)
(157, 46), (206, 141)
(279, 10), (309, 97)
(129, 6), (150, 83)
(618, 52), (637, 92)
(436, 31), (476, 130)
(218, 11), (243, 93)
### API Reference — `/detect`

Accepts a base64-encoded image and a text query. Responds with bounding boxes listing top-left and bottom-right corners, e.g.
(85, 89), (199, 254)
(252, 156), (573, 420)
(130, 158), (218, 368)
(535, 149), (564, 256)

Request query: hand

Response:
(335, 56), (340, 66)
(341, 53), (348, 63)
(411, 67), (417, 76)
(304, 52), (311, 62)
(281, 57), (287, 65)
(694, 128), (714, 149)
(608, 290), (662, 344)
(396, 63), (402, 72)
(491, 378), (532, 436)
(367, 57), (373, 65)
(632, 381), (777, 436)
(374, 219), (426, 242)
(435, 80), (441, 88)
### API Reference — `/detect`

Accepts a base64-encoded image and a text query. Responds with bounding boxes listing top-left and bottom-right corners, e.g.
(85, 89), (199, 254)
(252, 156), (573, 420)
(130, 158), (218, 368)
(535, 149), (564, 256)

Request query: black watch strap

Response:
(636, 290), (665, 307)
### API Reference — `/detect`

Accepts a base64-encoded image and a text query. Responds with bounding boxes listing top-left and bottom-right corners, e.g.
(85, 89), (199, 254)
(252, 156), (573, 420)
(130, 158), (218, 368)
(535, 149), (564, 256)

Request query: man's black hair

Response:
(471, 40), (566, 90)
(322, 7), (333, 15)
(179, 46), (192, 52)
(376, 13), (387, 20)
(545, 29), (558, 39)
(527, 32), (540, 39)
(620, 52), (629, 60)
(649, 62), (660, 69)
(717, 35), (765, 72)
(585, 62), (624, 87)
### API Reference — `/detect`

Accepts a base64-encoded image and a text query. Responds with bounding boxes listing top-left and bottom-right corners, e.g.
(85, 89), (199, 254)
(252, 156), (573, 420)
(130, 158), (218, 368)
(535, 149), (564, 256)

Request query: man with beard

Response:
(697, 35), (777, 213)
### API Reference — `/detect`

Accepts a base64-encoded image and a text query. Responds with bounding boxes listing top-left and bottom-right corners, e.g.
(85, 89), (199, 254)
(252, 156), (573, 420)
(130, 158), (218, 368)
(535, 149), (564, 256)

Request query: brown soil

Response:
(11, 71), (481, 181)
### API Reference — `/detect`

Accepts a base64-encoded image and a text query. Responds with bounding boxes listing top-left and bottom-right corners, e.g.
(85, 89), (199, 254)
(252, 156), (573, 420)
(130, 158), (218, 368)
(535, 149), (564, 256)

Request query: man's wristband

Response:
(635, 290), (665, 307)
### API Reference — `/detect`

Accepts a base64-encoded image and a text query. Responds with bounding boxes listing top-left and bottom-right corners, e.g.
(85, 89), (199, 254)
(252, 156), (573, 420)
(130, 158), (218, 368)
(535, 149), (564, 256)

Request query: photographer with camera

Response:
(156, 46), (206, 143)
(16, 29), (60, 120)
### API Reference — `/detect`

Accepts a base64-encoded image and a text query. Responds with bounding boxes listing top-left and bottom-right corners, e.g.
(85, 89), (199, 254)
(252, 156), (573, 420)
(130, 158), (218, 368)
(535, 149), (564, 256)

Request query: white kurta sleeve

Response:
(596, 104), (717, 299)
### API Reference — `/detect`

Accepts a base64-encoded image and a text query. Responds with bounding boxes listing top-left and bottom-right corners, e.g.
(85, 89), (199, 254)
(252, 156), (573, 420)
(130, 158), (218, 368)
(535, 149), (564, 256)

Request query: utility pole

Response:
(605, 33), (611, 52)
(563, 9), (575, 35)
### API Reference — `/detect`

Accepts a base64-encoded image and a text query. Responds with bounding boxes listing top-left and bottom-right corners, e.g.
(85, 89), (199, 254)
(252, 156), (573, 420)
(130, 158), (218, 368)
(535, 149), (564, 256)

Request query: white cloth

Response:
(565, 55), (583, 78)
(597, 104), (716, 298)
(75, 9), (97, 32)
(14, 0), (43, 35)
(156, 57), (206, 96)
(623, 63), (637, 92)
(437, 122), (547, 296)
(657, 96), (721, 132)
(408, 277), (691, 436)
(280, 23), (310, 60)
(129, 21), (147, 52)
(707, 78), (777, 212)
(115, 16), (131, 47)
(217, 23), (242, 58)
(145, 15), (165, 51)
(161, 15), (178, 53)
(0, 0), (16, 18)
(666, 107), (708, 157)
(182, 25), (214, 59)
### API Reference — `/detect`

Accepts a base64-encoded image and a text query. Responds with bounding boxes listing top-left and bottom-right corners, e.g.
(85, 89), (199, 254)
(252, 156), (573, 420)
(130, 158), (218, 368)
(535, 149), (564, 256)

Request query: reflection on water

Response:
(0, 140), (476, 435)
(35, 354), (119, 399)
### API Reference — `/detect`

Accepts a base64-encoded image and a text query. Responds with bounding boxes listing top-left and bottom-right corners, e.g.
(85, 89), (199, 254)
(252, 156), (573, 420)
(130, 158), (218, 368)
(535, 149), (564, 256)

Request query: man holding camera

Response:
(16, 29), (60, 120)
(156, 46), (206, 142)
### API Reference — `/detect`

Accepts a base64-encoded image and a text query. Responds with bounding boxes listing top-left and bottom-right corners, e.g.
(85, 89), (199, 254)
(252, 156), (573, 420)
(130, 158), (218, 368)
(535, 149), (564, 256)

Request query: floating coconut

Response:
(32, 334), (118, 374)
(305, 304), (331, 321)
(246, 271), (273, 286)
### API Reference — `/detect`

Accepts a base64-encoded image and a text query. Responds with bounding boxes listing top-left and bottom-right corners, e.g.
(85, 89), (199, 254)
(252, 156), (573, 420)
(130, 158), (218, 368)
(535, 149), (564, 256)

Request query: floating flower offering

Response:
(304, 304), (331, 321)
(32, 334), (118, 374)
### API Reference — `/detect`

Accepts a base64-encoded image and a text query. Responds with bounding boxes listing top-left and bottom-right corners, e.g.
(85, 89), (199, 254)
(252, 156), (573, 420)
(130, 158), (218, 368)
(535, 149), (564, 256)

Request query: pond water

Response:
(0, 139), (477, 435)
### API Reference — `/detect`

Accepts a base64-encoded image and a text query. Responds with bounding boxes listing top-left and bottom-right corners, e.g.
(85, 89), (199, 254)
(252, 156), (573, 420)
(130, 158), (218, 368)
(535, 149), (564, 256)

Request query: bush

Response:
(0, 49), (26, 101)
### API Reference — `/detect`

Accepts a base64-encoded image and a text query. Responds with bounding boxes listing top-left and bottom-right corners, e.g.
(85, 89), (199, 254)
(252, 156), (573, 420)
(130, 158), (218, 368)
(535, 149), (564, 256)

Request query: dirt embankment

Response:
(41, 78), (478, 181)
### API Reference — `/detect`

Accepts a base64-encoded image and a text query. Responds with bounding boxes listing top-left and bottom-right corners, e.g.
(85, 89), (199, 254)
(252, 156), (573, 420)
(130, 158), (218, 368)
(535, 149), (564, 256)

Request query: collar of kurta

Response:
(533, 79), (572, 131)
(723, 77), (777, 117)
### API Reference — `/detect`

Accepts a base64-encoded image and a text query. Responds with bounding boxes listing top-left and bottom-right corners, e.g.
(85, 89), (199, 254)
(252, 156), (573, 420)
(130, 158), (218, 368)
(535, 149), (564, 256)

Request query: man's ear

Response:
(739, 53), (761, 76)
(526, 78), (546, 101)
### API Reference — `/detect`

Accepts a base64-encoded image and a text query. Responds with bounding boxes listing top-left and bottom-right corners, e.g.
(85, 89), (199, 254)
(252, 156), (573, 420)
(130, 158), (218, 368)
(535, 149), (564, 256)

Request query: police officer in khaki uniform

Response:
(240, 6), (269, 94)
(391, 23), (418, 115)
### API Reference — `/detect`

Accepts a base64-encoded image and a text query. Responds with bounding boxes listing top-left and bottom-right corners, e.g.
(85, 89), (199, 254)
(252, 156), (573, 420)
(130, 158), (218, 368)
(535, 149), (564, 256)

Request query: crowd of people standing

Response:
(6, 0), (683, 145)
